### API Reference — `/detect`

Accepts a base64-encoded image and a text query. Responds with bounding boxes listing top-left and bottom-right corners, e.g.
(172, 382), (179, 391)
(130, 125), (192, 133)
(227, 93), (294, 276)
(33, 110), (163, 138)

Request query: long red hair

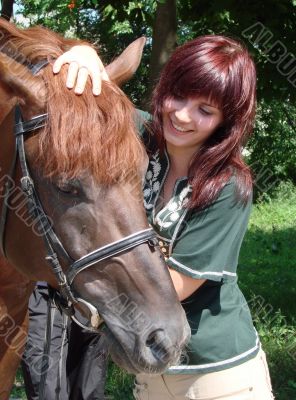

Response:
(151, 35), (257, 209)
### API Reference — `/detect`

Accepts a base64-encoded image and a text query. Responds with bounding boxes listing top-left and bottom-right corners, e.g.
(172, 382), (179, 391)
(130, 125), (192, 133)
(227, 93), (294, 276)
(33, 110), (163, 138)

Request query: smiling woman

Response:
(30, 34), (275, 399)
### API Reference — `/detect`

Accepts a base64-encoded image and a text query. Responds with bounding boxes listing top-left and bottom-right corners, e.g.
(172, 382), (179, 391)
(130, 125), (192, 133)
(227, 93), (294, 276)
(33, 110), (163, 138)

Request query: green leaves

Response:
(247, 98), (296, 195)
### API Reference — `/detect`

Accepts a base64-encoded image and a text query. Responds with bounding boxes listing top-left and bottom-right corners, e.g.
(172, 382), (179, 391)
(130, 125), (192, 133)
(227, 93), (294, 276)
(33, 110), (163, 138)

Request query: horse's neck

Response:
(0, 84), (16, 124)
(0, 256), (34, 396)
(0, 86), (16, 177)
(0, 107), (15, 175)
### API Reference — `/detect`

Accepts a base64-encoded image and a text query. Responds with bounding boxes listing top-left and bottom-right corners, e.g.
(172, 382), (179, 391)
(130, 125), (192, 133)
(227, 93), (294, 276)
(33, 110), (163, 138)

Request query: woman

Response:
(53, 36), (274, 399)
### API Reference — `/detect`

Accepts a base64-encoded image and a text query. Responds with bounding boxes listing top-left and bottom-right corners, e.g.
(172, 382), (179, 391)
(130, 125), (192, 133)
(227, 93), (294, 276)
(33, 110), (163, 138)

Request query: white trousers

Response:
(133, 349), (274, 400)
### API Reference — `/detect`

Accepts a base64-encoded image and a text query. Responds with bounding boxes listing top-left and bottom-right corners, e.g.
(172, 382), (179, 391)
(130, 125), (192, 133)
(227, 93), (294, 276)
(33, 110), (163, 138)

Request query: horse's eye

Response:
(55, 179), (81, 196)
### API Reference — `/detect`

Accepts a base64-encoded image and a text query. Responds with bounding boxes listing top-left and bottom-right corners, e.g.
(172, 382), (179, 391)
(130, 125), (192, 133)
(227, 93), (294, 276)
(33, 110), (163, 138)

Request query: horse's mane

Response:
(0, 19), (145, 184)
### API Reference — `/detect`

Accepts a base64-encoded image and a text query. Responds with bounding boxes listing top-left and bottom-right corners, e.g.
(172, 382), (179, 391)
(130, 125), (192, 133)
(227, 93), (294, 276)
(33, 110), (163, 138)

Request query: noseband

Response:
(0, 61), (158, 332)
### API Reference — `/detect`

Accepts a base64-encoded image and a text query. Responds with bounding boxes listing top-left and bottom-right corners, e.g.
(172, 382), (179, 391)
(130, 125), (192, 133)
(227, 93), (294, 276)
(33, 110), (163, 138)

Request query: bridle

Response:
(0, 60), (158, 332)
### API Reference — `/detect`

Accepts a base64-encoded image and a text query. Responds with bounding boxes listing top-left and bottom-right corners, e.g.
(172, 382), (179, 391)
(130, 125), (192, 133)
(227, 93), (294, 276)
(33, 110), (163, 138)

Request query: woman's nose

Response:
(174, 105), (192, 123)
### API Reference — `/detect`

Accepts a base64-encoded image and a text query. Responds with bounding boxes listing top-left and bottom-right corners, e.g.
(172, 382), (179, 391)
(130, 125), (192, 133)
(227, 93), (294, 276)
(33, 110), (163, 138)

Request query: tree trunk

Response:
(143, 0), (177, 109)
(1, 0), (14, 20)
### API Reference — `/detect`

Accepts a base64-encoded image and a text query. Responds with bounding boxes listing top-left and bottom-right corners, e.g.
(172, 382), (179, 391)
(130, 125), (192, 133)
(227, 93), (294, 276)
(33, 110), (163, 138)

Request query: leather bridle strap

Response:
(0, 145), (17, 257)
(14, 113), (48, 135)
(0, 61), (48, 258)
(15, 108), (73, 263)
(15, 105), (77, 305)
(68, 229), (158, 284)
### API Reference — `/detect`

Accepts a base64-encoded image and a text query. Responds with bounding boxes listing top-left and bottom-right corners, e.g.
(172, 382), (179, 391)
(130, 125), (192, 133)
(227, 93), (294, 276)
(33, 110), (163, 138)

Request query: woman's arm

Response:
(168, 268), (206, 301)
(53, 45), (109, 95)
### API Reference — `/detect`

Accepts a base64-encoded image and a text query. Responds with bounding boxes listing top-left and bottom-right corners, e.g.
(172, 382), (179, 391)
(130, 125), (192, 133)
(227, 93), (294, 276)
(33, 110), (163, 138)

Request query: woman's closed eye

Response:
(199, 107), (212, 116)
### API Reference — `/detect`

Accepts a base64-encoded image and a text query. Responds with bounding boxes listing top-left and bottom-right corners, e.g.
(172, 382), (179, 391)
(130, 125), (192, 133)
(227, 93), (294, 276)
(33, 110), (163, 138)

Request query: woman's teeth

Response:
(171, 120), (191, 132)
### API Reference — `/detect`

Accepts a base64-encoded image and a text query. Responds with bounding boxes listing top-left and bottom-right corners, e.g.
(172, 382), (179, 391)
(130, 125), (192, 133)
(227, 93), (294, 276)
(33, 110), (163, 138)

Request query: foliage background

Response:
(1, 1), (295, 399)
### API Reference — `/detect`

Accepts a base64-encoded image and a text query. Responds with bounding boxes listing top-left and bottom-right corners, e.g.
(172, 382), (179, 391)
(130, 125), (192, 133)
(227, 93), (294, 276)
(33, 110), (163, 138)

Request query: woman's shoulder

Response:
(135, 109), (152, 134)
(188, 175), (252, 224)
(135, 109), (158, 153)
(216, 173), (253, 207)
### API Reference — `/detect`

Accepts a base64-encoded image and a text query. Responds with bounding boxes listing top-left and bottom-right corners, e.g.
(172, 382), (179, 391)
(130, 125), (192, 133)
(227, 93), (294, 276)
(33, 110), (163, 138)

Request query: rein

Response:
(0, 60), (158, 332)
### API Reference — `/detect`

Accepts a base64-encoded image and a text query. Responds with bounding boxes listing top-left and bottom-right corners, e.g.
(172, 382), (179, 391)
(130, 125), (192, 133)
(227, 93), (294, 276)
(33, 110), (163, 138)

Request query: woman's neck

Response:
(166, 142), (198, 177)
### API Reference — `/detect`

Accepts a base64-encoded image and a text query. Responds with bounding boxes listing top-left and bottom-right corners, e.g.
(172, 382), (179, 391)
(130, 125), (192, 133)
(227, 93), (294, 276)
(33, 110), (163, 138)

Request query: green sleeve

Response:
(135, 109), (151, 137)
(166, 180), (252, 282)
(134, 109), (159, 154)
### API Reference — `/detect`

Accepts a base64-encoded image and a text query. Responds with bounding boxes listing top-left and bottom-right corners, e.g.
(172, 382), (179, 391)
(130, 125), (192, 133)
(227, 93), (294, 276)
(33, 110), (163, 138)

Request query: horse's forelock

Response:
(36, 66), (144, 184)
(0, 21), (144, 184)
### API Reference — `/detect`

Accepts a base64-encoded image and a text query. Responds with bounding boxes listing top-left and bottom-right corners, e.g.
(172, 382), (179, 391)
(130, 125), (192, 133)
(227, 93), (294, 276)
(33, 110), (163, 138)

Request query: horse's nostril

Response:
(145, 330), (171, 363)
(146, 331), (158, 347)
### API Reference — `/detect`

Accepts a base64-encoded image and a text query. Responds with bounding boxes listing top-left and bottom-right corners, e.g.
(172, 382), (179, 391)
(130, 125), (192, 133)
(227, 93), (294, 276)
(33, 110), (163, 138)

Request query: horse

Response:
(0, 18), (190, 399)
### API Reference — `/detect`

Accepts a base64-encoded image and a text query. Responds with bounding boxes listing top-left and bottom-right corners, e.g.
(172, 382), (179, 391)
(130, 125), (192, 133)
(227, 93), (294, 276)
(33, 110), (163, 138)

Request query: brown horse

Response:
(0, 19), (190, 399)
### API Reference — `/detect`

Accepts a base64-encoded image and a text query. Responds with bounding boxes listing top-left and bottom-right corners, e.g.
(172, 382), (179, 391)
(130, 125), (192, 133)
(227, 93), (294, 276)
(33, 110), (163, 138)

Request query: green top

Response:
(136, 110), (260, 374)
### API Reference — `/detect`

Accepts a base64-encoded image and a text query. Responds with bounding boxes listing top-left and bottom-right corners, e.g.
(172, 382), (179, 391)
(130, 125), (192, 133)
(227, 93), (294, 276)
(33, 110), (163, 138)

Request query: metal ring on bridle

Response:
(71, 297), (104, 333)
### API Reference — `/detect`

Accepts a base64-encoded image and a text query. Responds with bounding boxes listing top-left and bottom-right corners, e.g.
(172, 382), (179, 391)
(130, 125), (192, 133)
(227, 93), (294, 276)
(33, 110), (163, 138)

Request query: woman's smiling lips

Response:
(169, 118), (194, 135)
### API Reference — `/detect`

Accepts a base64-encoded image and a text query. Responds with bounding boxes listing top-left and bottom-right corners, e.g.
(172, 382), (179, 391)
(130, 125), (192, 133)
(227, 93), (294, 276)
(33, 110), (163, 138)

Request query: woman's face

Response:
(162, 95), (223, 153)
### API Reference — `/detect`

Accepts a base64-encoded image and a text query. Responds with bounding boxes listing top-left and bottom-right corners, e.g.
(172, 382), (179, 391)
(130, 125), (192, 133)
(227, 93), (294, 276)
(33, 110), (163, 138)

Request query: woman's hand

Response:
(53, 45), (110, 95)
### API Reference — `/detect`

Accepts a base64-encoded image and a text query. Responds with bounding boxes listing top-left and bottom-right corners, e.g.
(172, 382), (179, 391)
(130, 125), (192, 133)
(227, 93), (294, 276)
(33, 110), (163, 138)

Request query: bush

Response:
(246, 99), (296, 200)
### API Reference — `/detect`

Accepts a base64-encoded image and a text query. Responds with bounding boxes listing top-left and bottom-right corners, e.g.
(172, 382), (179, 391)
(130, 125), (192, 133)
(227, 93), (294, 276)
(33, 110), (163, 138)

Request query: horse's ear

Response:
(106, 37), (146, 86)
(0, 52), (46, 110)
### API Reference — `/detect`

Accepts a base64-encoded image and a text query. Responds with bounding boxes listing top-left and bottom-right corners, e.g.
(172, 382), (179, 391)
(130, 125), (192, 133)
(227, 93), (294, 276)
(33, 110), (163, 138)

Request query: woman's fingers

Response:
(74, 67), (89, 95)
(90, 70), (102, 96)
(53, 54), (68, 74)
(66, 62), (80, 89)
(52, 46), (110, 95)
(89, 66), (110, 95)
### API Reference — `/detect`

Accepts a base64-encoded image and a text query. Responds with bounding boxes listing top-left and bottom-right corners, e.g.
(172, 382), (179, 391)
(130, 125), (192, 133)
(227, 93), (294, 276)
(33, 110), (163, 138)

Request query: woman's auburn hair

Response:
(151, 35), (257, 210)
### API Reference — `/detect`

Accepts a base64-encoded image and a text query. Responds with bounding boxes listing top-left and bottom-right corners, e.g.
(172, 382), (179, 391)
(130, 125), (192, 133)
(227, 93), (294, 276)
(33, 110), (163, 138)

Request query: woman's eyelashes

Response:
(199, 107), (213, 116)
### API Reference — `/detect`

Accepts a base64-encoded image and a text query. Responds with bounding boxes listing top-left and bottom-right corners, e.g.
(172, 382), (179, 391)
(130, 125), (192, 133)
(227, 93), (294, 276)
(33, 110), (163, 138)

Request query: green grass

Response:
(237, 182), (296, 400)
(105, 362), (135, 400)
(11, 183), (296, 399)
(253, 307), (296, 400)
(10, 369), (27, 399)
(239, 183), (296, 320)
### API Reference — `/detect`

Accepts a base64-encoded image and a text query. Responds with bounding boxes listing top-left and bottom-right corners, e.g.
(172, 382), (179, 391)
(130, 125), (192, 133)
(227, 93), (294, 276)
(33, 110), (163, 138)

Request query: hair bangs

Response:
(169, 63), (226, 111)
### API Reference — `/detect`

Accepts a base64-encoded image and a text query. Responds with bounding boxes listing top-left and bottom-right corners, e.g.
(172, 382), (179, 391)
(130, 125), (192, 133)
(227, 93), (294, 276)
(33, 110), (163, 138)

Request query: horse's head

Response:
(0, 19), (190, 374)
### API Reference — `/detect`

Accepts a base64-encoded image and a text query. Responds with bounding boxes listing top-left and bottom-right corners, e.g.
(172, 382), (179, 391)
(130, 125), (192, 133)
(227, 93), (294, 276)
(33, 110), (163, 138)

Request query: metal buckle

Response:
(20, 176), (34, 196)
